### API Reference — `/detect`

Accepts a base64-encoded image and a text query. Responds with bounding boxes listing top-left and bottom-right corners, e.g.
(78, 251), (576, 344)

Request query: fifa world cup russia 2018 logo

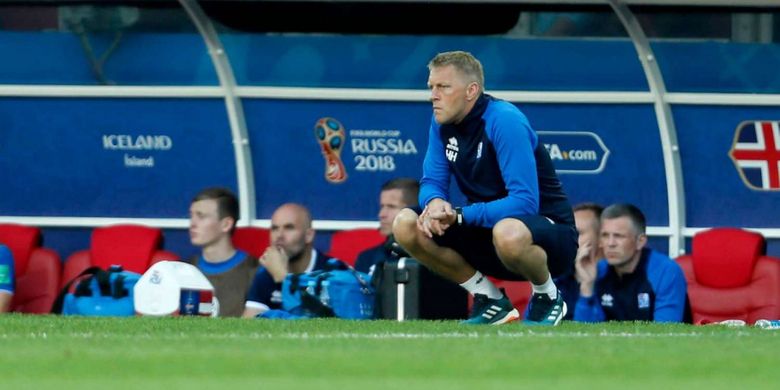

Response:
(314, 117), (347, 183)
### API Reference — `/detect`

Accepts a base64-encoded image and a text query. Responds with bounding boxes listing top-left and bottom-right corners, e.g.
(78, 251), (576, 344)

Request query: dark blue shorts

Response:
(432, 215), (578, 281)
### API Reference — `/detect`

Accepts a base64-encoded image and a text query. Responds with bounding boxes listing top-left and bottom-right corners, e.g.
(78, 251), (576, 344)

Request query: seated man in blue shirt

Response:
(574, 203), (688, 322)
(354, 178), (419, 275)
(0, 244), (14, 313)
(242, 203), (331, 318)
(189, 187), (258, 317)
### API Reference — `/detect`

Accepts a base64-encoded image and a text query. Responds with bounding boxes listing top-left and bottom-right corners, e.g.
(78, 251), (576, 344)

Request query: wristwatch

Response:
(455, 207), (464, 226)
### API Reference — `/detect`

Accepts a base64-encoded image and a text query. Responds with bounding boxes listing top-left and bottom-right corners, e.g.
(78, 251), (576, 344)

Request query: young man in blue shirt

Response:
(0, 244), (14, 313)
(393, 51), (577, 325)
(189, 187), (258, 317)
(574, 204), (688, 322)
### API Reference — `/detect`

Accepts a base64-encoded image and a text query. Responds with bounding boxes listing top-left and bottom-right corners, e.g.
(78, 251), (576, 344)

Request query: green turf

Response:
(2, 314), (779, 389)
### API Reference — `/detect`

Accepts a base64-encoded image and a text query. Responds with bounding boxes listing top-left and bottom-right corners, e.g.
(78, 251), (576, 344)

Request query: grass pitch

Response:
(2, 315), (779, 389)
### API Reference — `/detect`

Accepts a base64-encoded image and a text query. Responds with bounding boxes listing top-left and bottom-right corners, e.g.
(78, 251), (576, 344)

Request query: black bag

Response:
(373, 257), (468, 320)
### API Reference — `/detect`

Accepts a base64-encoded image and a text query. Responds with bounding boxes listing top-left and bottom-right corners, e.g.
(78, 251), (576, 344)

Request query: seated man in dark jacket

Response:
(355, 178), (419, 275)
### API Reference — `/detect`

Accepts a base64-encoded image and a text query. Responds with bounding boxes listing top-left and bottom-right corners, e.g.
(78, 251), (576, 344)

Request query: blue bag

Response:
(282, 260), (374, 320)
(53, 266), (141, 316)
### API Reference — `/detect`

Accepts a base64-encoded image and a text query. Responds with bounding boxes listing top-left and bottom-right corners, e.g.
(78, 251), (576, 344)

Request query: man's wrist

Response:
(579, 282), (595, 298)
(455, 207), (464, 225)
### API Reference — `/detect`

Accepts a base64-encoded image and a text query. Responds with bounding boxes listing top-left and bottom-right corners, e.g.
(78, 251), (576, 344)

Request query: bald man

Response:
(242, 203), (333, 318)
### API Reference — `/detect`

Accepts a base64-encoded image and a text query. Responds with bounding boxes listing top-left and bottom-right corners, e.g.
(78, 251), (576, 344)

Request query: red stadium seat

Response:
(0, 223), (62, 314)
(677, 228), (780, 325)
(60, 224), (179, 289)
(329, 228), (386, 266)
(231, 226), (271, 259)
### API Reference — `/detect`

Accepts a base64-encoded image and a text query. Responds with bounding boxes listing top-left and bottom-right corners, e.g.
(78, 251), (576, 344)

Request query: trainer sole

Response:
(491, 308), (521, 325)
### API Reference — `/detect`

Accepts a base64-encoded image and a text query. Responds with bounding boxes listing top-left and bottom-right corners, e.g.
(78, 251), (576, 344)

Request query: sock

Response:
(460, 271), (503, 299)
(532, 273), (558, 300)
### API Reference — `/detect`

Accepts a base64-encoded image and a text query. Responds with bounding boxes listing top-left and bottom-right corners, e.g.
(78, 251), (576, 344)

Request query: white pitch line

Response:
(5, 330), (763, 340)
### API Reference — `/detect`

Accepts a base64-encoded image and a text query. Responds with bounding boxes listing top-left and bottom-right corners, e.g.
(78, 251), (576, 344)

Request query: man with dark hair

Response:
(242, 203), (332, 318)
(354, 178), (420, 275)
(393, 50), (577, 325)
(574, 203), (688, 322)
(188, 187), (257, 317)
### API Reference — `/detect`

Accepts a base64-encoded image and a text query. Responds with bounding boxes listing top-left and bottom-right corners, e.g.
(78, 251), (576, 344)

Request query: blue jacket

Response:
(419, 94), (573, 228)
(574, 248), (688, 322)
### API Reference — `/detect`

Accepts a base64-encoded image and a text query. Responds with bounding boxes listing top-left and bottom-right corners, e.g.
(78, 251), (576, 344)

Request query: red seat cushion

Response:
(0, 223), (41, 276)
(691, 228), (764, 288)
(90, 225), (162, 274)
(232, 227), (271, 259)
(11, 248), (61, 314)
(329, 229), (386, 266)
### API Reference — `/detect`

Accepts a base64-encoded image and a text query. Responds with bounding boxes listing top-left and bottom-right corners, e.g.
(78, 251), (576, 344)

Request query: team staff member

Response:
(242, 203), (331, 318)
(354, 178), (419, 275)
(574, 204), (689, 322)
(393, 51), (577, 325)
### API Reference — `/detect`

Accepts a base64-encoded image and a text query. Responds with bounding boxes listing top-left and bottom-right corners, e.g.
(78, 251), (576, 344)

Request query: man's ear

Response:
(305, 227), (315, 244)
(221, 216), (236, 234)
(636, 233), (648, 250)
(466, 82), (480, 101)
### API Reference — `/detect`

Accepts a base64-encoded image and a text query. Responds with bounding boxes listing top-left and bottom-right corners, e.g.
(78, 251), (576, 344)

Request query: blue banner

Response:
(0, 98), (236, 217)
(522, 103), (668, 226)
(674, 105), (780, 227)
(245, 100), (668, 225)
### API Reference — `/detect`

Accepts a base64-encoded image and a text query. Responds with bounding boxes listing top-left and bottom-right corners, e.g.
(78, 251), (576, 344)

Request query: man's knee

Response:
(492, 218), (533, 257)
(392, 208), (419, 245)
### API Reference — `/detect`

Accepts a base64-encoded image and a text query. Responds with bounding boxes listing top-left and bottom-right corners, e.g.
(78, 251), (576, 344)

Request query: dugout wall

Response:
(0, 0), (779, 260)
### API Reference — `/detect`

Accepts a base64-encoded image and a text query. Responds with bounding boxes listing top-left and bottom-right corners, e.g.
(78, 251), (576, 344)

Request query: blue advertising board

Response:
(674, 105), (780, 227)
(0, 98), (237, 217)
(245, 99), (668, 225)
(519, 103), (668, 226)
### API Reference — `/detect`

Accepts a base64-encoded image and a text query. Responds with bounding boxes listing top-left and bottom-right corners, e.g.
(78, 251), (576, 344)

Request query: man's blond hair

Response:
(428, 51), (484, 91)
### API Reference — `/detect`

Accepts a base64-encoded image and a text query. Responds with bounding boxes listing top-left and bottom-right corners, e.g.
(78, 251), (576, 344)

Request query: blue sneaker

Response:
(523, 291), (567, 326)
(462, 291), (519, 325)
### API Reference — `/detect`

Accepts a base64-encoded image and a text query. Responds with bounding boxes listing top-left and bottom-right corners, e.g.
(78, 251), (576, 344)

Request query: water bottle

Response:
(754, 319), (780, 329)
(306, 280), (316, 295)
(320, 280), (331, 306)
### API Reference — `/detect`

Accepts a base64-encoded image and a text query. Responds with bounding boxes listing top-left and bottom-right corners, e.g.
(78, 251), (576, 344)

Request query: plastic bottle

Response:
(754, 319), (780, 329)
(306, 280), (316, 295)
(320, 280), (331, 306)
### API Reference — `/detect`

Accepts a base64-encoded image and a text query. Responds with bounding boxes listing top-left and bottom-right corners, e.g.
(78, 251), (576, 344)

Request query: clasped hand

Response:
(417, 198), (456, 238)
